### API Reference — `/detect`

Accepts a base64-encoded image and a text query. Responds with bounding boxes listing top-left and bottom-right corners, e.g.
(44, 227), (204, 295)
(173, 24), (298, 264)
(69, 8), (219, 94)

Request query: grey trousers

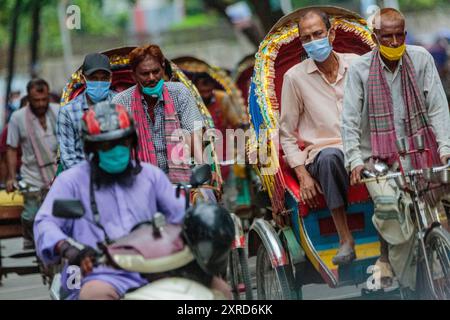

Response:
(306, 148), (349, 210)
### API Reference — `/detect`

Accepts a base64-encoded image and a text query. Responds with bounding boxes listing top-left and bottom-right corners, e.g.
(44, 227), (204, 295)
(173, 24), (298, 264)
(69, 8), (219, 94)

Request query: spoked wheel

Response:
(256, 245), (293, 300)
(228, 248), (253, 300)
(418, 227), (450, 299)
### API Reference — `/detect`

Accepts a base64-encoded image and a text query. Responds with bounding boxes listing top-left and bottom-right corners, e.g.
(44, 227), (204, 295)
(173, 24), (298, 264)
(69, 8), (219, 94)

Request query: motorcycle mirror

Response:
(190, 164), (212, 188)
(52, 199), (85, 219)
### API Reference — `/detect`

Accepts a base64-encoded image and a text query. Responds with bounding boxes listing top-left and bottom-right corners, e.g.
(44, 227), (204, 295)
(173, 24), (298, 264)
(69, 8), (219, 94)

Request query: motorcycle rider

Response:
(34, 102), (186, 299)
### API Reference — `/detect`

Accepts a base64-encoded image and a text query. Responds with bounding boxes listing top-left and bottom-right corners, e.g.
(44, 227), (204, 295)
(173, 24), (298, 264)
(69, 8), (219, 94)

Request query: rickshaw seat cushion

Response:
(111, 69), (135, 92)
(280, 156), (370, 217)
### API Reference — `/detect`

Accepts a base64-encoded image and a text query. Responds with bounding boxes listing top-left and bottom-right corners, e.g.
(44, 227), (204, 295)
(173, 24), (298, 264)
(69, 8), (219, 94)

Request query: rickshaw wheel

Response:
(256, 245), (293, 300)
(417, 227), (450, 299)
(228, 247), (253, 300)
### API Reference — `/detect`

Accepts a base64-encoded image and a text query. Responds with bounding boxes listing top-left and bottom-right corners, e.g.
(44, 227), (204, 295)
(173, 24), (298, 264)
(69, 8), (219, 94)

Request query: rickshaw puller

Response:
(57, 53), (116, 171)
(342, 8), (450, 290)
(112, 45), (206, 184)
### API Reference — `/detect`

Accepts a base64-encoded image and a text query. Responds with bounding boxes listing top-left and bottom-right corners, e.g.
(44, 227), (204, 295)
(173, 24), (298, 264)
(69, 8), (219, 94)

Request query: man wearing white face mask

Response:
(57, 53), (116, 171)
(280, 9), (359, 265)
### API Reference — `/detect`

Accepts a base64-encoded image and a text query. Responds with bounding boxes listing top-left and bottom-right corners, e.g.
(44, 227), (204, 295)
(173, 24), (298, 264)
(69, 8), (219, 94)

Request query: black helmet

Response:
(182, 203), (235, 276)
(81, 101), (136, 143)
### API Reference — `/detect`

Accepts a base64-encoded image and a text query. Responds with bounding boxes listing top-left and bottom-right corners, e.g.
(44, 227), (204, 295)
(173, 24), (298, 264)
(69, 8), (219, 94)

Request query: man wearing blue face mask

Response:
(279, 9), (359, 265)
(57, 53), (116, 171)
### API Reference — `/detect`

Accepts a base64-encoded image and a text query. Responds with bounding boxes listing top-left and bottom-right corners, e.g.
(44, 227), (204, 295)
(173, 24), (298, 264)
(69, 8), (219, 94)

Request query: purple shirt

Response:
(34, 161), (186, 298)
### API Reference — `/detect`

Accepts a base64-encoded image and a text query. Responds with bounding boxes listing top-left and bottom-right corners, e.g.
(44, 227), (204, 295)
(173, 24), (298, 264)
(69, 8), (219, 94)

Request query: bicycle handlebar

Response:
(361, 162), (450, 184)
(361, 171), (402, 183)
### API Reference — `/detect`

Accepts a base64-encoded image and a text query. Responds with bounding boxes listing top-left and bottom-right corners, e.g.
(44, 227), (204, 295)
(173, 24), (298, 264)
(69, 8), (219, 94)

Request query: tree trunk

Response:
(30, 0), (42, 78)
(5, 0), (22, 121)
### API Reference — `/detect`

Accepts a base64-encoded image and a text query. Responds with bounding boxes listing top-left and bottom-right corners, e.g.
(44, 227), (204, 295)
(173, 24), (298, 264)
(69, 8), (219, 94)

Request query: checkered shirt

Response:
(112, 82), (204, 173)
(56, 91), (116, 170)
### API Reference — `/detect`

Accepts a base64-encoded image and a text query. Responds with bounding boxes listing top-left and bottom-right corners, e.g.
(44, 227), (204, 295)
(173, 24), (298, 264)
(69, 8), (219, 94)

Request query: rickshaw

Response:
(246, 6), (431, 300)
(172, 56), (257, 221)
(61, 47), (223, 203)
(232, 54), (270, 228)
(171, 56), (248, 126)
(171, 56), (255, 300)
(234, 53), (255, 109)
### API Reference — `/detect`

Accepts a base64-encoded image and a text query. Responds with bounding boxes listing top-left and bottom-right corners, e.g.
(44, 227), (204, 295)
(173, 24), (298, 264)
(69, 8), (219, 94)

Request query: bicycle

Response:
(361, 155), (450, 300)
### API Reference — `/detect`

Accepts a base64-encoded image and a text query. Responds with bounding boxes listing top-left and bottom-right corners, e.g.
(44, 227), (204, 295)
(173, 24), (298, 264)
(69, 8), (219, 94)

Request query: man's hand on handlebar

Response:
(350, 165), (365, 185)
(58, 240), (98, 276)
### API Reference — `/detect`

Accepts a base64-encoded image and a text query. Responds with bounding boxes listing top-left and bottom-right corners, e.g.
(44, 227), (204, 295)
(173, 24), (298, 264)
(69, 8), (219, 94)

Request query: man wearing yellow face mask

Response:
(341, 8), (450, 292)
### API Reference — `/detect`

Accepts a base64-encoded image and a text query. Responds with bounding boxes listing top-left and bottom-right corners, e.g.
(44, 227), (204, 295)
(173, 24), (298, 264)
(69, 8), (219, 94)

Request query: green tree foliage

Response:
(283, 0), (449, 11)
(398, 0), (449, 11)
(0, 0), (131, 53)
(185, 0), (207, 15)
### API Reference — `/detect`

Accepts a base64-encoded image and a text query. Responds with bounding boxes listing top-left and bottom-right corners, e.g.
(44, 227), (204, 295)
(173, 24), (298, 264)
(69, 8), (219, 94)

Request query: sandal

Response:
(375, 258), (394, 289)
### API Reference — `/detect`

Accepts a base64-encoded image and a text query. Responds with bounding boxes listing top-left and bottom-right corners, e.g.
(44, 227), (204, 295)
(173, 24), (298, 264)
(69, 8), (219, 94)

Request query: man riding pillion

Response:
(342, 8), (450, 290)
(57, 53), (116, 171)
(279, 9), (359, 265)
(112, 45), (205, 184)
(34, 102), (186, 299)
(6, 79), (59, 248)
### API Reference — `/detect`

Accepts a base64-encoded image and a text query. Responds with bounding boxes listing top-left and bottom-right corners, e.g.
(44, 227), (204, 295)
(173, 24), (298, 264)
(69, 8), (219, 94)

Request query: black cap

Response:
(82, 53), (111, 76)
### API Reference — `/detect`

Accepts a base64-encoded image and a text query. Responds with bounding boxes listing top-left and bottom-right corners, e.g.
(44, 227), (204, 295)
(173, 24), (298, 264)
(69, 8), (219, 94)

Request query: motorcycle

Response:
(48, 164), (230, 300)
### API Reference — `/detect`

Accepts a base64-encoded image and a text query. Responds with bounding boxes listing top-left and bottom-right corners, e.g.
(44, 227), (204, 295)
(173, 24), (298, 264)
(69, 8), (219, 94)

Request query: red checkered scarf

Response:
(367, 49), (440, 168)
(131, 85), (191, 183)
(26, 106), (57, 187)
